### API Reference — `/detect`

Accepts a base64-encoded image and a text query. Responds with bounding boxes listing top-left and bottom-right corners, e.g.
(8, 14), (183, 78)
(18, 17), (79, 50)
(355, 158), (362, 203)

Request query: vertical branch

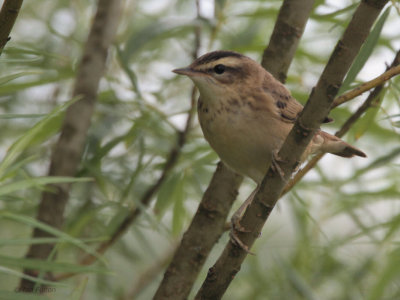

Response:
(153, 0), (316, 299)
(195, 1), (389, 299)
(0, 0), (23, 54)
(20, 0), (122, 290)
(261, 0), (315, 81)
(63, 0), (202, 272)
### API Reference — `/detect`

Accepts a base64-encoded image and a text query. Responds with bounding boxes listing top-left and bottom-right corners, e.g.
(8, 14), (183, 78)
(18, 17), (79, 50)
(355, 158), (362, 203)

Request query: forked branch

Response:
(195, 1), (389, 299)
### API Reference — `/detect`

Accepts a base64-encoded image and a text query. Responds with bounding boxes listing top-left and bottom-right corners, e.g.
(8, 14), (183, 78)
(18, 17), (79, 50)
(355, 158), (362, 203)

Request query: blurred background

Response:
(0, 0), (399, 299)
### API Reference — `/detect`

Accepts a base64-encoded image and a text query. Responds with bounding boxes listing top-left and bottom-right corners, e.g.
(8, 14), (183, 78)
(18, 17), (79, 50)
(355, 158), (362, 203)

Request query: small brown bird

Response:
(174, 51), (366, 250)
(174, 50), (366, 185)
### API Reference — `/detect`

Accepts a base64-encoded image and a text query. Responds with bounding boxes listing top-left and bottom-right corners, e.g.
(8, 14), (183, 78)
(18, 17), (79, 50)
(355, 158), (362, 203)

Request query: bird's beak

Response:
(173, 67), (202, 77)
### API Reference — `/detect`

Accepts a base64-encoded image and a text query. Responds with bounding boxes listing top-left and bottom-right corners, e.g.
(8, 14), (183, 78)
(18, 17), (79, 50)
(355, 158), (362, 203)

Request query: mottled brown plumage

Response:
(174, 50), (366, 184)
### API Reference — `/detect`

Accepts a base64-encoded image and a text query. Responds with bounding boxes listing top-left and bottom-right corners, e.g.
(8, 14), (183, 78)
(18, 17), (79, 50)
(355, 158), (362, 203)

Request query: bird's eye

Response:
(213, 64), (225, 74)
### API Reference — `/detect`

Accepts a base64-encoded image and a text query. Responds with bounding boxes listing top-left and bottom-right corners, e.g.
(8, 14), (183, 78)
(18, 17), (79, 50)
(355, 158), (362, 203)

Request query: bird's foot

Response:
(271, 151), (285, 179)
(229, 228), (254, 255)
(228, 187), (259, 255)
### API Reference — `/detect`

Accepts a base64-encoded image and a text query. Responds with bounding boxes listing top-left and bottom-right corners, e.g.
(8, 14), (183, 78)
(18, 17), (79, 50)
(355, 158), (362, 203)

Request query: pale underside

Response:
(197, 94), (320, 184)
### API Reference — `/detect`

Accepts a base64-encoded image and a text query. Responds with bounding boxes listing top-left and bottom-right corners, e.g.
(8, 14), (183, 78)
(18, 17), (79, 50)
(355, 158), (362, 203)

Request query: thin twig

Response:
(332, 64), (400, 108)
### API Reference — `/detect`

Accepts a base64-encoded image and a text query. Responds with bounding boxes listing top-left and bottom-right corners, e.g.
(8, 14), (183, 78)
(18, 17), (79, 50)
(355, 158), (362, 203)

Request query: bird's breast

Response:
(197, 97), (287, 183)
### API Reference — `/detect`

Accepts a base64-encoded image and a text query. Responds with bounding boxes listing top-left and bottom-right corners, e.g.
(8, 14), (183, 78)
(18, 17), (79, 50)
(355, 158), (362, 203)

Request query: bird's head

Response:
(173, 50), (264, 100)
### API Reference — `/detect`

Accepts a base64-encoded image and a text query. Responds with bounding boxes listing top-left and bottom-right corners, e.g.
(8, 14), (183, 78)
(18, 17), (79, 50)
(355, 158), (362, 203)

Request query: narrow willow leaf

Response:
(367, 249), (400, 300)
(0, 155), (38, 182)
(122, 19), (201, 62)
(279, 258), (318, 300)
(70, 276), (89, 300)
(172, 175), (186, 235)
(0, 255), (108, 274)
(0, 266), (66, 287)
(0, 212), (105, 264)
(154, 173), (181, 218)
(0, 236), (106, 246)
(351, 88), (387, 140)
(0, 114), (46, 119)
(0, 290), (52, 300)
(0, 176), (92, 197)
(0, 237), (62, 246)
(312, 3), (358, 20)
(0, 70), (73, 95)
(0, 97), (79, 179)
(0, 71), (42, 86)
(340, 7), (391, 93)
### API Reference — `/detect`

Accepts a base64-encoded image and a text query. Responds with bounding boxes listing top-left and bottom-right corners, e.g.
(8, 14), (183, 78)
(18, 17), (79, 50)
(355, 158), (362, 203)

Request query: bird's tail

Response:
(317, 131), (366, 158)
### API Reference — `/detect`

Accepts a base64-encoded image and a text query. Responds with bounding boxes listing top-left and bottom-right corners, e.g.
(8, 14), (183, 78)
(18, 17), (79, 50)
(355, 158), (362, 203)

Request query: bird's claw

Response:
(229, 228), (255, 255)
(271, 151), (285, 179)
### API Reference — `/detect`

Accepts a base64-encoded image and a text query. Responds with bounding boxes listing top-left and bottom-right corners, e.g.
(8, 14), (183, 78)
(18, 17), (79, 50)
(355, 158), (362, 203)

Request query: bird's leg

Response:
(229, 152), (287, 253)
(271, 150), (285, 179)
(229, 186), (259, 254)
(231, 187), (259, 232)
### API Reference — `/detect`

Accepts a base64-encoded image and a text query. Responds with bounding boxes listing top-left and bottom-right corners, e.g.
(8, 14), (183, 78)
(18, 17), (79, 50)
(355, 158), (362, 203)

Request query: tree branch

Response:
(55, 0), (203, 274)
(261, 0), (315, 82)
(20, 0), (122, 290)
(332, 64), (400, 108)
(0, 0), (23, 55)
(195, 1), (389, 299)
(153, 0), (316, 299)
(153, 161), (243, 300)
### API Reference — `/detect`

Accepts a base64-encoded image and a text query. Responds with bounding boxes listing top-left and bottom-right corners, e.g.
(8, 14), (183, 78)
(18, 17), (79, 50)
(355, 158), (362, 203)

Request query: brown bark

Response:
(53, 4), (201, 281)
(0, 0), (23, 54)
(195, 1), (389, 299)
(153, 162), (243, 300)
(261, 0), (315, 82)
(153, 0), (316, 299)
(19, 0), (122, 291)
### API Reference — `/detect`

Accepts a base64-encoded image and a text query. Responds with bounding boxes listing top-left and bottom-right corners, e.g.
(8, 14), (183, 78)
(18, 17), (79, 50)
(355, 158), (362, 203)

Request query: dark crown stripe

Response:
(194, 50), (243, 66)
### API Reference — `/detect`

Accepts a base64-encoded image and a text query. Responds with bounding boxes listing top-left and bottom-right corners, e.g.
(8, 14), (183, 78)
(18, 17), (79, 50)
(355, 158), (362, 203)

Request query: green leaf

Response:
(0, 255), (108, 274)
(340, 7), (391, 93)
(279, 258), (318, 300)
(367, 248), (400, 300)
(0, 289), (53, 300)
(0, 97), (79, 179)
(0, 114), (46, 119)
(70, 276), (88, 300)
(154, 173), (181, 218)
(312, 3), (358, 20)
(0, 237), (105, 247)
(0, 71), (43, 86)
(350, 88), (386, 140)
(0, 176), (92, 197)
(121, 19), (202, 62)
(0, 265), (66, 288)
(172, 175), (186, 235)
(0, 212), (105, 264)
(0, 69), (73, 95)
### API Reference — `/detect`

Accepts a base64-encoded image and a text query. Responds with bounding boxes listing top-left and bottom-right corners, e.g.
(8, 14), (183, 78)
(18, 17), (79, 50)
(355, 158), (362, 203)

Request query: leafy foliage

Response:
(0, 0), (399, 299)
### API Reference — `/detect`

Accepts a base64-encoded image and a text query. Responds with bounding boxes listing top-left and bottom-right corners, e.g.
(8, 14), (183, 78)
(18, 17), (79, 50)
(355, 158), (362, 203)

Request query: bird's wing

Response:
(276, 94), (304, 123)
(262, 74), (333, 123)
